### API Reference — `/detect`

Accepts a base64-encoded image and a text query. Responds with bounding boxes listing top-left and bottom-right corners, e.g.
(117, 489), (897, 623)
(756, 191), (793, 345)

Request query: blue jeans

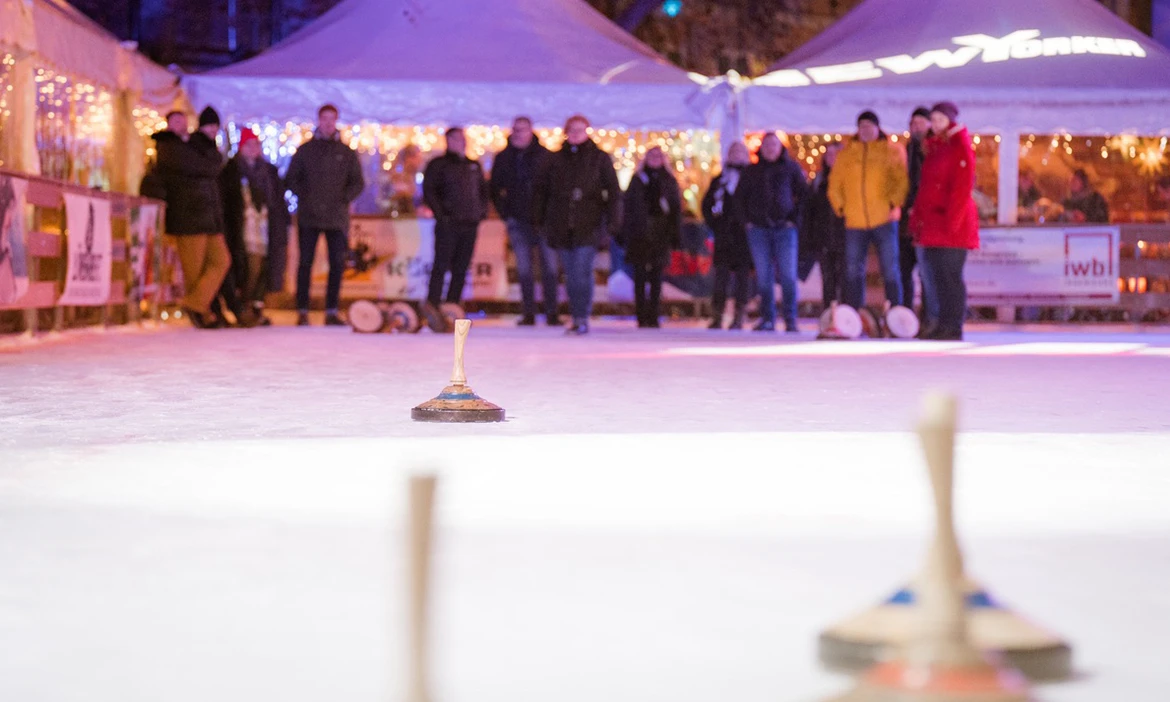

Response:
(916, 244), (939, 324)
(747, 224), (798, 325)
(506, 219), (558, 318)
(557, 245), (595, 324)
(844, 222), (902, 309)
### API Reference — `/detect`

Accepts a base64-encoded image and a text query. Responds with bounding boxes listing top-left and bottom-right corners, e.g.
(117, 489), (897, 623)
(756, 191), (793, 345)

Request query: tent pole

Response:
(995, 129), (1020, 323)
(996, 129), (1019, 226)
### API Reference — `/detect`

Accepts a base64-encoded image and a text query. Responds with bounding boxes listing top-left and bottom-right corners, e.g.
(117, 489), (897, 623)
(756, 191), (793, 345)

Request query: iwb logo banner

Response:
(967, 226), (1120, 305)
(1065, 231), (1114, 280)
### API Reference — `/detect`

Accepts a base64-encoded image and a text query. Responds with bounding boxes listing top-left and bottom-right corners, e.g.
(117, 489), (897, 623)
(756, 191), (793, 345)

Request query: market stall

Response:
(741, 0), (1170, 316)
(0, 0), (185, 191)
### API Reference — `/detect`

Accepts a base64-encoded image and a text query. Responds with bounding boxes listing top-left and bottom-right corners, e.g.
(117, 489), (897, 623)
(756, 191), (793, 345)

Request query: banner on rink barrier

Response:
(58, 193), (113, 306)
(966, 226), (1120, 306)
(304, 216), (508, 301)
(0, 174), (30, 305)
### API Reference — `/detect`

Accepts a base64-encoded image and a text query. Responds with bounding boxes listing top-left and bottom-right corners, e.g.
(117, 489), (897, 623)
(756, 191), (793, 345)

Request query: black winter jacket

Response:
(423, 152), (490, 225)
(620, 166), (682, 267)
(533, 139), (621, 250)
(490, 141), (551, 224)
(143, 130), (224, 236)
(219, 155), (289, 283)
(736, 149), (809, 230)
(701, 166), (752, 269)
(285, 131), (364, 231)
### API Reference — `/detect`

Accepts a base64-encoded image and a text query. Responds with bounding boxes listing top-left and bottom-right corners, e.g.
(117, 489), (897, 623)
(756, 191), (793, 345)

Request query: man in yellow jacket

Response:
(828, 110), (909, 311)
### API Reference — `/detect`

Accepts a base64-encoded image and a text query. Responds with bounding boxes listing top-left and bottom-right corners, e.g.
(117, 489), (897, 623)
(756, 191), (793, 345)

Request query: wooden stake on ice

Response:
(406, 474), (437, 702)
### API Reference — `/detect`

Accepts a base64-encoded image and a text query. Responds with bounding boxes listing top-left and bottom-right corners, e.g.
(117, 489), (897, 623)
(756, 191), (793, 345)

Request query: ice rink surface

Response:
(2, 316), (1169, 702)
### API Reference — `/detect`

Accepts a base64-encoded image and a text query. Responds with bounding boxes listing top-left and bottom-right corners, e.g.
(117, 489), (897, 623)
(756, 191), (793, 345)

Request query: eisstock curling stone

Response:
(818, 301), (863, 340)
(349, 299), (387, 333)
(885, 303), (921, 339)
(825, 392), (1036, 702)
(386, 301), (422, 333)
(411, 319), (505, 423)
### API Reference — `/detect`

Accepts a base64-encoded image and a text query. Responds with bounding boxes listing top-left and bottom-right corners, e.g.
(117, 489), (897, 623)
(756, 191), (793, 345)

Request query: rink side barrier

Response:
(0, 167), (180, 335)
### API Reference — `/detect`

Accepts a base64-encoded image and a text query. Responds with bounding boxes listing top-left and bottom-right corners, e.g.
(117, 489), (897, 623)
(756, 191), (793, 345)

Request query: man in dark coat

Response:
(285, 103), (365, 326)
(490, 116), (558, 326)
(901, 107), (932, 315)
(142, 108), (231, 328)
(702, 141), (752, 330)
(219, 128), (289, 326)
(422, 127), (490, 328)
(736, 132), (809, 332)
(532, 115), (621, 336)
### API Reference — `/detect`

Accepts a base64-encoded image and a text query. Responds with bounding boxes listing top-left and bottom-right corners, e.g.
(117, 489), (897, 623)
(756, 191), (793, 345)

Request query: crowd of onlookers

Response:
(142, 100), (983, 339)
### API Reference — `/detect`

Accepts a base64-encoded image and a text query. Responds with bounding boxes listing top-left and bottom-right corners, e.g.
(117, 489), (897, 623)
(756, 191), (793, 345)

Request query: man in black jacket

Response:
(490, 117), (558, 326)
(286, 104), (365, 326)
(533, 115), (621, 335)
(422, 127), (490, 323)
(142, 109), (231, 328)
(736, 132), (808, 332)
(901, 107), (933, 321)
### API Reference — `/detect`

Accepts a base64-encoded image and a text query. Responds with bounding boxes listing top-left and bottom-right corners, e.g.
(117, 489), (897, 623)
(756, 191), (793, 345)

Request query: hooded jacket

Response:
(533, 139), (622, 249)
(143, 130), (224, 236)
(828, 136), (909, 231)
(285, 130), (365, 232)
(910, 124), (979, 250)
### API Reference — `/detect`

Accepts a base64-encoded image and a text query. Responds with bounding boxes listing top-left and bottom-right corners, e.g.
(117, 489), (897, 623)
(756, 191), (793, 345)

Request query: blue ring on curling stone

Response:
(885, 588), (999, 609)
(436, 391), (480, 401)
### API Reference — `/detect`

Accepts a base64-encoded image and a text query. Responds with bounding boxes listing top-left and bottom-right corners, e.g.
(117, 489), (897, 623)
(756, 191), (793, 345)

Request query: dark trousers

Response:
(296, 228), (347, 313)
(633, 261), (664, 324)
(821, 246), (845, 307)
(428, 220), (479, 307)
(922, 247), (968, 335)
(711, 263), (751, 318)
(898, 235), (918, 309)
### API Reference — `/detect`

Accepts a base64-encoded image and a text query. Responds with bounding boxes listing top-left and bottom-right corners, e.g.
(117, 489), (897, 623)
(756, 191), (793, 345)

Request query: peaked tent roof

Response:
(0, 0), (181, 107)
(184, 0), (707, 129)
(743, 0), (1170, 135)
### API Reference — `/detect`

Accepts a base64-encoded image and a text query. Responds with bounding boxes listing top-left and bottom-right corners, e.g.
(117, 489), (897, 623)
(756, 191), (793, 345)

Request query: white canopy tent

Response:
(743, 0), (1170, 222)
(183, 0), (709, 130)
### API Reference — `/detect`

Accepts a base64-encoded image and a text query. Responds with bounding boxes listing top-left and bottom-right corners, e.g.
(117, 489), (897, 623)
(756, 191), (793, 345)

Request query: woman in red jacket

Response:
(910, 102), (979, 340)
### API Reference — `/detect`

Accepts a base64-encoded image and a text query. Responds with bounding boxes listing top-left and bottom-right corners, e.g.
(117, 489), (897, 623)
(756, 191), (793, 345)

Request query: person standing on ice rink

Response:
(286, 104), (365, 327)
(491, 116), (559, 327)
(911, 101), (979, 341)
(736, 132), (808, 333)
(422, 127), (490, 329)
(533, 114), (622, 336)
(620, 146), (682, 329)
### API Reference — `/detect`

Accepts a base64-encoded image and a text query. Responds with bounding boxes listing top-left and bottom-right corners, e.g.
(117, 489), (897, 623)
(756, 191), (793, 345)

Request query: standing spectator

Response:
(701, 141), (752, 330)
(142, 109), (231, 329)
(804, 141), (846, 308)
(490, 117), (558, 326)
(533, 115), (621, 336)
(422, 127), (490, 327)
(901, 107), (935, 322)
(829, 110), (909, 315)
(911, 102), (979, 341)
(1062, 169), (1110, 223)
(736, 132), (808, 332)
(286, 104), (364, 327)
(220, 128), (289, 327)
(621, 146), (681, 328)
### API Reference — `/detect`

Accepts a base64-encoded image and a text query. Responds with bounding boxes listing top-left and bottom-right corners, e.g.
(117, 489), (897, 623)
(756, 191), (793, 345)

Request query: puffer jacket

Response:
(285, 130), (365, 232)
(533, 139), (621, 250)
(423, 151), (490, 224)
(828, 136), (909, 231)
(735, 148), (809, 230)
(911, 124), (979, 250)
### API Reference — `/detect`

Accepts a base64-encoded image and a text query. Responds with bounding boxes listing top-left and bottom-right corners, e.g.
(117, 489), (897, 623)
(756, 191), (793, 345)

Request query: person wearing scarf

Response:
(701, 141), (752, 329)
(619, 146), (682, 328)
